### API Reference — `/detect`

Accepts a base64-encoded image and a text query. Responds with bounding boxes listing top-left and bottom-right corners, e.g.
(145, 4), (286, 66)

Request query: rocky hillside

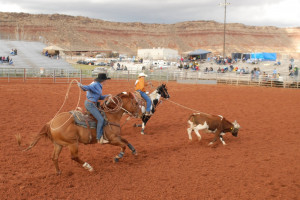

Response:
(0, 12), (299, 58)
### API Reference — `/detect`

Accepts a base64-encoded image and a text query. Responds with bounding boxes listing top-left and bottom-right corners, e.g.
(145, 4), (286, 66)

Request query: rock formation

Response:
(0, 12), (299, 58)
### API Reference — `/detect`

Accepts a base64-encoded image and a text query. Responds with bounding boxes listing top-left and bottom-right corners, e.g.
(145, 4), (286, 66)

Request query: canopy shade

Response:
(43, 45), (65, 51)
(250, 52), (277, 61)
(188, 49), (211, 56)
(42, 46), (65, 55)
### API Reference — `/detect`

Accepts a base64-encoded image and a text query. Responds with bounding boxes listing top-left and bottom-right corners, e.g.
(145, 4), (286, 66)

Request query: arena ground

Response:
(0, 80), (299, 199)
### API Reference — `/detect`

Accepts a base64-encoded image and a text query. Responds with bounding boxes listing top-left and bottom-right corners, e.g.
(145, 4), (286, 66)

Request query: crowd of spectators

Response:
(115, 63), (127, 71)
(288, 57), (298, 77)
(0, 56), (13, 65)
(0, 48), (18, 65)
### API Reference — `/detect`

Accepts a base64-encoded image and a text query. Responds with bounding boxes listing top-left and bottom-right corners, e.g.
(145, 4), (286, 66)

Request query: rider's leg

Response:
(85, 101), (105, 140)
(139, 91), (151, 114)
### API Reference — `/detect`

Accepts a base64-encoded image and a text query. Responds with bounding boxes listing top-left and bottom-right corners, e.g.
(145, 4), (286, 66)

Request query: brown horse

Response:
(18, 92), (141, 175)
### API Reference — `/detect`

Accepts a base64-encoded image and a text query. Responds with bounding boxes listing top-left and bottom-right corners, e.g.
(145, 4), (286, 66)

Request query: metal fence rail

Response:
(0, 68), (299, 88)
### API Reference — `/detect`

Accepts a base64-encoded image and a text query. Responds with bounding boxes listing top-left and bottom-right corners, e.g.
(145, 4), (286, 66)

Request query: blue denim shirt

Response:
(81, 81), (108, 102)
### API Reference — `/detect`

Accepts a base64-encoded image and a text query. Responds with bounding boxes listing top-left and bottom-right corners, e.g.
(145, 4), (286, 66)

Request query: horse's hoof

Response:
(88, 168), (94, 172)
(56, 171), (62, 176)
(113, 157), (119, 163)
(132, 150), (138, 156)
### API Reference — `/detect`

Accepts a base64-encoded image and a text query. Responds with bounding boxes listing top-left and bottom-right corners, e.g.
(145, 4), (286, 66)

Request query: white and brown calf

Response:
(187, 113), (240, 145)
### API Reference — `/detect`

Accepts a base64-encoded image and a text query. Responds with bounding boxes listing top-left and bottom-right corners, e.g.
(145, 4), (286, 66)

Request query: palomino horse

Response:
(134, 84), (170, 134)
(18, 92), (141, 175)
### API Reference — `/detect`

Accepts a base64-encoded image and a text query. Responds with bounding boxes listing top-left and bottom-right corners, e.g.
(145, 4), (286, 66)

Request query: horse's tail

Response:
(17, 123), (52, 151)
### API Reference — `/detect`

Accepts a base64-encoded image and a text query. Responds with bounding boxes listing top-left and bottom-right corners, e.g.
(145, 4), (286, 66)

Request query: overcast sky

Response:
(1, 0), (299, 27)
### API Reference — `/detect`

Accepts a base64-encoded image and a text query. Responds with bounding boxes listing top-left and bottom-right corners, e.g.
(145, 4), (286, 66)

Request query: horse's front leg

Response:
(140, 115), (151, 135)
(127, 143), (137, 155)
(68, 143), (94, 172)
(109, 138), (127, 163)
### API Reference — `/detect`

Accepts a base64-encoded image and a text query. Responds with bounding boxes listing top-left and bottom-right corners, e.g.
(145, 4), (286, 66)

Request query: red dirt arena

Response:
(0, 80), (299, 199)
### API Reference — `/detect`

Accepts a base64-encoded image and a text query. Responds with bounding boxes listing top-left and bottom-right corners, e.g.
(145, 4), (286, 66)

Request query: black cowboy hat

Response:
(94, 73), (111, 82)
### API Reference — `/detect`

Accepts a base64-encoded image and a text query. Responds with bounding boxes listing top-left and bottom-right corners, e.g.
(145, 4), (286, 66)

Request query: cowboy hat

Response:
(94, 73), (111, 82)
(138, 72), (148, 77)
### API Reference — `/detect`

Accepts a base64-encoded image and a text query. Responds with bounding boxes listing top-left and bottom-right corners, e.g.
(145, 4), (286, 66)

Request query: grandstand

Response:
(0, 40), (73, 69)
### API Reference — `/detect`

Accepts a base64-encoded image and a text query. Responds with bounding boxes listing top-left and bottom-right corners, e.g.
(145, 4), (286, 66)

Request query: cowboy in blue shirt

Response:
(77, 73), (111, 144)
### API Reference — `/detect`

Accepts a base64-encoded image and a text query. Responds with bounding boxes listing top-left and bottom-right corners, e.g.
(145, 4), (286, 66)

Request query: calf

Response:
(187, 113), (240, 145)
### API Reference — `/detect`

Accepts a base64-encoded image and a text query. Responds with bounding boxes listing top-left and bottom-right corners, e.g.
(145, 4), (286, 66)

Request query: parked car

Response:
(96, 62), (106, 66)
(76, 60), (88, 65)
(92, 67), (107, 75)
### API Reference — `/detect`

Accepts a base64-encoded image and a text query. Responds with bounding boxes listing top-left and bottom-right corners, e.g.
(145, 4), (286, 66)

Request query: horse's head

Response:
(117, 92), (142, 118)
(157, 84), (170, 99)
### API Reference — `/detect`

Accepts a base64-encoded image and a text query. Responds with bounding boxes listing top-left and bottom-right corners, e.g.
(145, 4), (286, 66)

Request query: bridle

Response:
(158, 85), (169, 99)
(120, 93), (140, 118)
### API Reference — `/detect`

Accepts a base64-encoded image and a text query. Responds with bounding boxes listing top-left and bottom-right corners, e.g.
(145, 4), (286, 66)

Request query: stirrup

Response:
(145, 111), (152, 116)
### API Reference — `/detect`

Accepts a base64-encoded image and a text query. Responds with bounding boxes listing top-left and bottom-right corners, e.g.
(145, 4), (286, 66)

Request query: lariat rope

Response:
(165, 99), (201, 113)
(50, 79), (81, 131)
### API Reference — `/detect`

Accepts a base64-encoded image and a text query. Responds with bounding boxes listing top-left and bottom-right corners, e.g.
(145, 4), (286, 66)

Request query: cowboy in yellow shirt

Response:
(135, 73), (152, 116)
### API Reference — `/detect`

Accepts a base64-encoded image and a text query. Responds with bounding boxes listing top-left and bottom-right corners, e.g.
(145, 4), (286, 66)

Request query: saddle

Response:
(134, 91), (155, 115)
(69, 110), (98, 129)
(69, 109), (120, 143)
(133, 91), (146, 107)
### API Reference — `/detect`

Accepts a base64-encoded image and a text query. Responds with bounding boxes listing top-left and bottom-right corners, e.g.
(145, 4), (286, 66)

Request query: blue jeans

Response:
(137, 90), (151, 112)
(84, 100), (104, 140)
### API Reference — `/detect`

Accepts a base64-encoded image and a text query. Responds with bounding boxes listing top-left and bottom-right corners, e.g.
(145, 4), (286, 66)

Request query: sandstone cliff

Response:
(0, 12), (299, 58)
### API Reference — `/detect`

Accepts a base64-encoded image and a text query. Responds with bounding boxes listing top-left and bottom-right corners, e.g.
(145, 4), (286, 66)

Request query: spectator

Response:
(240, 67), (245, 74)
(255, 68), (260, 80)
(251, 68), (256, 80)
(294, 67), (298, 76)
(245, 67), (250, 74)
(273, 68), (277, 78)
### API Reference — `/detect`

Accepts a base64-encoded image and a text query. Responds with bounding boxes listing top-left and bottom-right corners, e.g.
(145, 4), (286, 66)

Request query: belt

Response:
(86, 99), (96, 104)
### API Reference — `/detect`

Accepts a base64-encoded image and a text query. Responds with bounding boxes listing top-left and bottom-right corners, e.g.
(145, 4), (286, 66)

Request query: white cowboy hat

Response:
(138, 72), (148, 77)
